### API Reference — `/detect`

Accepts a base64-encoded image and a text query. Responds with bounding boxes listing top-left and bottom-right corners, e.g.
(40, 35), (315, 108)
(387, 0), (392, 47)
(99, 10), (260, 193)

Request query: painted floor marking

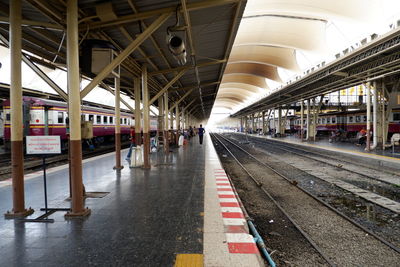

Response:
(174, 254), (203, 267)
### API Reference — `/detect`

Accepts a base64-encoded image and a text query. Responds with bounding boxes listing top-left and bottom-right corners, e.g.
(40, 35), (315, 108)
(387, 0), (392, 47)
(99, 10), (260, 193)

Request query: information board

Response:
(26, 136), (61, 155)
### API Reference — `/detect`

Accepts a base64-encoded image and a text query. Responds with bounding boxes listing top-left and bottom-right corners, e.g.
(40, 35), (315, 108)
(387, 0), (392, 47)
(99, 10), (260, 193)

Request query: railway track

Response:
(0, 143), (130, 180)
(211, 132), (400, 266)
(238, 134), (400, 186)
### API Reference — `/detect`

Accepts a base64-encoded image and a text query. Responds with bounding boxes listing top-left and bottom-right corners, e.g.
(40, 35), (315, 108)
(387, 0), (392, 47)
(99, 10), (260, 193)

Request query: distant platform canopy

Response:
(213, 0), (387, 114)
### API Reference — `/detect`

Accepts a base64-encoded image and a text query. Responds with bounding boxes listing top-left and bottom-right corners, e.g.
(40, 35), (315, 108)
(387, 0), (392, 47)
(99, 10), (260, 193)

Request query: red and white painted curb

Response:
(213, 169), (259, 254)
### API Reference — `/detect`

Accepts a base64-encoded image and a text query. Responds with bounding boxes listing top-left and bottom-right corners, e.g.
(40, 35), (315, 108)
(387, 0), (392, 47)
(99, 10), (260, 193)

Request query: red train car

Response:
(293, 109), (400, 138)
(2, 97), (157, 149)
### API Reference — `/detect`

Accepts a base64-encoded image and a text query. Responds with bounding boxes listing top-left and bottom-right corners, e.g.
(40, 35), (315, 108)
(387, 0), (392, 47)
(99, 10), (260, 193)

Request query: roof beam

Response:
(169, 88), (196, 112)
(149, 69), (187, 105)
(150, 59), (226, 76)
(0, 33), (68, 101)
(80, 13), (171, 99)
(84, 0), (240, 31)
(101, 82), (135, 113)
(0, 16), (64, 30)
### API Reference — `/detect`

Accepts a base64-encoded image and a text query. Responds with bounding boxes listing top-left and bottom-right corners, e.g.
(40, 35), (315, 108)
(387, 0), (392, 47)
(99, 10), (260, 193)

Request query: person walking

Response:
(125, 126), (136, 162)
(198, 124), (205, 145)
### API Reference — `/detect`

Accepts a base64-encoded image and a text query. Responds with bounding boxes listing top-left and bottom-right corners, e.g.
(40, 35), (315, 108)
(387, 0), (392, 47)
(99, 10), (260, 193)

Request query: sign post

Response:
(21, 136), (70, 223)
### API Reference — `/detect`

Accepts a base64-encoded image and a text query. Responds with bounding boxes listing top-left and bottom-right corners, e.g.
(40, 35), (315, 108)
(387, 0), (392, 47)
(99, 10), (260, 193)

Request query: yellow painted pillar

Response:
(5, 0), (34, 218)
(142, 65), (150, 169)
(114, 77), (123, 170)
(134, 77), (141, 145)
(65, 0), (90, 217)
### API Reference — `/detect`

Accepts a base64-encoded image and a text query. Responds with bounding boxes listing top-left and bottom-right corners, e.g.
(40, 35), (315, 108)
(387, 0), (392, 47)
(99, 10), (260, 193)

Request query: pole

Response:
(175, 106), (180, 144)
(5, 0), (34, 218)
(300, 100), (304, 141)
(114, 77), (123, 169)
(366, 83), (371, 151)
(42, 156), (48, 212)
(306, 99), (310, 140)
(372, 81), (378, 149)
(65, 0), (90, 217)
(142, 65), (150, 169)
(134, 77), (142, 145)
(164, 92), (169, 153)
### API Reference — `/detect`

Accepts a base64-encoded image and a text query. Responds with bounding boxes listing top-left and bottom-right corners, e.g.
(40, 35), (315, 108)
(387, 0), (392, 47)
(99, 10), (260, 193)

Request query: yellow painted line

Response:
(174, 254), (203, 267)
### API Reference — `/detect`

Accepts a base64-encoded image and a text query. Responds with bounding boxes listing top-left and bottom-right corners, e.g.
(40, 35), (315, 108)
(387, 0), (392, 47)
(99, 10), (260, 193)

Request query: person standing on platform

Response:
(198, 124), (205, 145)
(125, 126), (136, 162)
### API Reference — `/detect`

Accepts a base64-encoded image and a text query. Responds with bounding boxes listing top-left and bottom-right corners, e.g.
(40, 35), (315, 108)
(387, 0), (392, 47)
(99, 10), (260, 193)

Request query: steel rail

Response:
(245, 135), (400, 186)
(211, 132), (337, 267)
(213, 133), (400, 254)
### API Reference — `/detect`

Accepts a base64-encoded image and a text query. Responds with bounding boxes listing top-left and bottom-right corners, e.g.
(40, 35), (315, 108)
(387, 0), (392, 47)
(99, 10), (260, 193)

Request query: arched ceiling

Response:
(212, 0), (384, 114)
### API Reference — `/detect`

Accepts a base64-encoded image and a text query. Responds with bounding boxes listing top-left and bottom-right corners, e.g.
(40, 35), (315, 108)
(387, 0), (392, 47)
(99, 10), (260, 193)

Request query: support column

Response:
(65, 0), (90, 217)
(5, 0), (33, 218)
(240, 117), (243, 132)
(142, 65), (150, 169)
(366, 83), (371, 151)
(114, 77), (123, 170)
(382, 82), (387, 150)
(372, 81), (378, 149)
(277, 107), (282, 135)
(134, 77), (142, 145)
(164, 92), (169, 153)
(175, 106), (180, 144)
(306, 99), (310, 140)
(262, 111), (265, 135)
(300, 100), (304, 141)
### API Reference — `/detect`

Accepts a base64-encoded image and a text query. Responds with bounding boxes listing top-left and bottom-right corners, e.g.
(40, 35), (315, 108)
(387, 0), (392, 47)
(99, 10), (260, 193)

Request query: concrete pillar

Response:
(306, 99), (310, 140)
(261, 112), (265, 135)
(366, 83), (371, 151)
(175, 106), (180, 144)
(141, 65), (150, 169)
(277, 107), (282, 135)
(240, 117), (243, 132)
(372, 81), (378, 149)
(158, 95), (164, 140)
(134, 77), (141, 145)
(65, 0), (90, 217)
(300, 100), (304, 141)
(251, 114), (255, 133)
(5, 0), (33, 218)
(114, 77), (123, 170)
(164, 92), (169, 153)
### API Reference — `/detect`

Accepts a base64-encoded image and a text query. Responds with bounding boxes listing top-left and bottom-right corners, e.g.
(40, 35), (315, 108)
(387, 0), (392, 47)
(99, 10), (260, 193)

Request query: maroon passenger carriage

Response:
(2, 96), (158, 150)
(293, 109), (400, 138)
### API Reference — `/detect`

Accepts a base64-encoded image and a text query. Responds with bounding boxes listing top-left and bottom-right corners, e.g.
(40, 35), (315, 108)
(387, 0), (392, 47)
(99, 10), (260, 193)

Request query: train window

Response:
(356, 116), (361, 122)
(124, 118), (127, 124)
(327, 117), (331, 123)
(57, 112), (64, 123)
(332, 117), (336, 123)
(349, 116), (353, 122)
(363, 116), (367, 122)
(103, 116), (107, 124)
(88, 115), (94, 122)
(109, 116), (113, 124)
(97, 115), (101, 124)
(322, 118), (326, 124)
(393, 113), (400, 121)
(6, 113), (10, 121)
(318, 118), (321, 124)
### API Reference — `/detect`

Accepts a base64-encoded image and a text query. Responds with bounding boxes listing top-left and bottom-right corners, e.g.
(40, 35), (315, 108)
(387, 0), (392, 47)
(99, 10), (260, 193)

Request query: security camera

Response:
(167, 34), (187, 65)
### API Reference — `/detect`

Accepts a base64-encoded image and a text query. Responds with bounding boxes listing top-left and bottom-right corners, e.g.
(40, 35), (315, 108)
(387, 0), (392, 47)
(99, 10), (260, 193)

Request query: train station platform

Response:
(0, 134), (264, 267)
(237, 132), (400, 170)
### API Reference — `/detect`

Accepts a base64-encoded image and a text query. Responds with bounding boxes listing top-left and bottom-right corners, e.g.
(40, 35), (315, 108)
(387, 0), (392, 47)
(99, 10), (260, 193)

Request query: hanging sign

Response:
(26, 136), (61, 155)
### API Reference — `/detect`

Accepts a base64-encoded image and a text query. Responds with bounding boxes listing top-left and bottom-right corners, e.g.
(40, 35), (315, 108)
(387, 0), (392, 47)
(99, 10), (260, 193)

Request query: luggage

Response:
(178, 135), (184, 146)
(130, 145), (144, 167)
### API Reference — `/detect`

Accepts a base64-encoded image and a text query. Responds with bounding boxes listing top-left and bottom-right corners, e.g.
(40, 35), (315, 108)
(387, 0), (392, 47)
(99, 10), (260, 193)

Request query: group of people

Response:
(125, 124), (205, 162)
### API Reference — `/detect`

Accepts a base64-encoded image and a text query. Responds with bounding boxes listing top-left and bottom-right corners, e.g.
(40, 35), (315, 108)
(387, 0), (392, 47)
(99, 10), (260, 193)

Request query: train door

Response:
(338, 115), (347, 131)
(22, 102), (31, 137)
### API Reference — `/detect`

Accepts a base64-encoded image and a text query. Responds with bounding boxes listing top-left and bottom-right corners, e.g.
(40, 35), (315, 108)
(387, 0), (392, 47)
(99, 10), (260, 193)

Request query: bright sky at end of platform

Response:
(209, 0), (400, 128)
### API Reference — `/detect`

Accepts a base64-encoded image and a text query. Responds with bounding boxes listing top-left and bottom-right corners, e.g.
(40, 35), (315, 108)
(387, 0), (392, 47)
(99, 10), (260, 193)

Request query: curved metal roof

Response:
(213, 0), (386, 114)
